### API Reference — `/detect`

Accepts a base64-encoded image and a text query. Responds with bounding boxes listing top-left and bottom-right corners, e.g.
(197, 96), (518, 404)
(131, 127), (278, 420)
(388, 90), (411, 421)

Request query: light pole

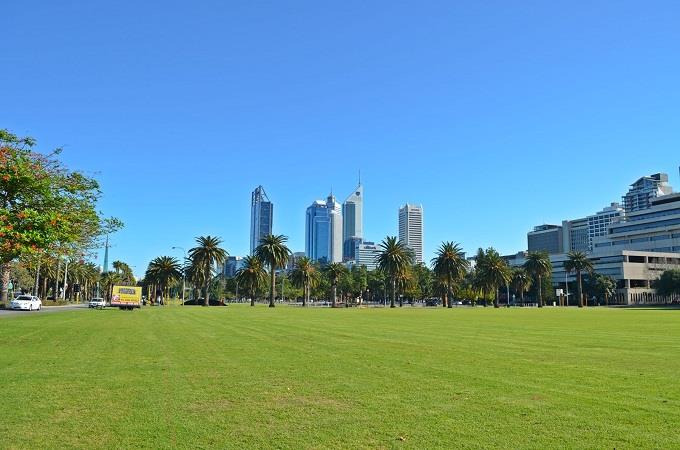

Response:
(565, 271), (569, 307)
(172, 246), (186, 305)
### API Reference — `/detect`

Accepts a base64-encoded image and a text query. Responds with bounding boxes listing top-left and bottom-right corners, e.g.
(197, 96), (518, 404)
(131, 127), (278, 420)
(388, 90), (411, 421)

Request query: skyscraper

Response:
(398, 204), (423, 263)
(305, 193), (343, 264)
(250, 186), (273, 255)
(342, 182), (363, 260)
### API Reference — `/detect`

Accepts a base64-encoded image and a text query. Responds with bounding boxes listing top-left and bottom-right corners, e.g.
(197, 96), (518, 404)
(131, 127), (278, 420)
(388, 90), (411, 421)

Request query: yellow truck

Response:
(111, 285), (142, 310)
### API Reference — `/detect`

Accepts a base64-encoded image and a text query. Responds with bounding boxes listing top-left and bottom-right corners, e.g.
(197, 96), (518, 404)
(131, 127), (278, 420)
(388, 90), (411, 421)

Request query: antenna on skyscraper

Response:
(358, 169), (361, 185)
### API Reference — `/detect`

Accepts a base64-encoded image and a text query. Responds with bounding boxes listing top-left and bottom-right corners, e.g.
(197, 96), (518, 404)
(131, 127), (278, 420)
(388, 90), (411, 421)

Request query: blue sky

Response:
(2, 1), (679, 276)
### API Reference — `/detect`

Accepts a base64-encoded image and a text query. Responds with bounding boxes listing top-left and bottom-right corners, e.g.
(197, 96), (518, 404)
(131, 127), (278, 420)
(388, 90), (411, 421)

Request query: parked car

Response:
(10, 295), (42, 311)
(88, 297), (106, 309)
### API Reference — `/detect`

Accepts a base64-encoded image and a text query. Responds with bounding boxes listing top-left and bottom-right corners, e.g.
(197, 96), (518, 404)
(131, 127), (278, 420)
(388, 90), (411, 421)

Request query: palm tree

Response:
(255, 234), (291, 308)
(113, 260), (135, 284)
(476, 248), (511, 308)
(145, 256), (182, 301)
(395, 264), (414, 307)
(431, 241), (469, 308)
(324, 263), (346, 307)
(376, 236), (411, 308)
(564, 251), (594, 308)
(188, 236), (228, 306)
(235, 255), (268, 307)
(524, 251), (552, 307)
(511, 267), (532, 305)
(290, 256), (318, 307)
(100, 271), (122, 302)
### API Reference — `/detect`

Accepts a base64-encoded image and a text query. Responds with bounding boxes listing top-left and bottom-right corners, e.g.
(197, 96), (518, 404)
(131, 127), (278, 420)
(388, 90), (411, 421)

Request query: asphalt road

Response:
(0, 303), (89, 317)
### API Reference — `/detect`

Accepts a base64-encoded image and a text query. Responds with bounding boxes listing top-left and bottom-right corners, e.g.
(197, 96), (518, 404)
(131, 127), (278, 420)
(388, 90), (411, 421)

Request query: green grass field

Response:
(1, 305), (679, 449)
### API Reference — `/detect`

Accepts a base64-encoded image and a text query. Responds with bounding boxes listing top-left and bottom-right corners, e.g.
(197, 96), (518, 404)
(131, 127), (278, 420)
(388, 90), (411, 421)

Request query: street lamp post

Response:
(565, 271), (569, 307)
(172, 246), (186, 305)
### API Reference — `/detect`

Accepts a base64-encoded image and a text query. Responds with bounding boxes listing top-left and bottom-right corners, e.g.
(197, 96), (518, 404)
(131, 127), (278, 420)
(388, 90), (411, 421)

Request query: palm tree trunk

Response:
(520, 289), (525, 304)
(269, 269), (276, 308)
(390, 278), (396, 308)
(537, 275), (543, 308)
(204, 281), (210, 306)
(447, 286), (452, 308)
(332, 284), (337, 307)
(577, 271), (583, 308)
(250, 286), (255, 307)
(494, 287), (500, 308)
(443, 290), (448, 308)
(302, 283), (308, 307)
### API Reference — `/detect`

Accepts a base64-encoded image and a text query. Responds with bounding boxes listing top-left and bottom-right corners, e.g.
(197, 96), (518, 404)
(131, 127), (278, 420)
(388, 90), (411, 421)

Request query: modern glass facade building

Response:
(305, 194), (343, 264)
(528, 224), (563, 255)
(222, 256), (245, 278)
(250, 186), (273, 255)
(398, 204), (423, 263)
(342, 183), (363, 261)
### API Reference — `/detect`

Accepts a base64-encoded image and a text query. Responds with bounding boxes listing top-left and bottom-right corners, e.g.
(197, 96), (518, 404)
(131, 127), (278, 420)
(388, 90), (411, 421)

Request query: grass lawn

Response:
(1, 305), (679, 449)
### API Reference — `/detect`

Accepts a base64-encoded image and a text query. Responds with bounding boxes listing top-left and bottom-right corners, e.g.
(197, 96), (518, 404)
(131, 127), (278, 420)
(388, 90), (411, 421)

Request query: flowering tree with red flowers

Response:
(0, 129), (103, 305)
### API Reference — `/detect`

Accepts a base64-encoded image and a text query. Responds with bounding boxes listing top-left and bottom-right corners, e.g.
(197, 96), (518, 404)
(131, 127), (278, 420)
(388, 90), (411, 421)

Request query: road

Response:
(0, 303), (88, 318)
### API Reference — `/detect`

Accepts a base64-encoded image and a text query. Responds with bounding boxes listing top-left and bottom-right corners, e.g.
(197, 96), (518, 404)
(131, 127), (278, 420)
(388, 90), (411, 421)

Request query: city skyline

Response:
(105, 166), (680, 277)
(6, 2), (679, 277)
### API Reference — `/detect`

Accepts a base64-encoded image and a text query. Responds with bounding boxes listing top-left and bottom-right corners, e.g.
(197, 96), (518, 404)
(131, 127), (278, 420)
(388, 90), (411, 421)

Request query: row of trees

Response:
(144, 235), (288, 307)
(0, 129), (120, 305)
(144, 231), (618, 308)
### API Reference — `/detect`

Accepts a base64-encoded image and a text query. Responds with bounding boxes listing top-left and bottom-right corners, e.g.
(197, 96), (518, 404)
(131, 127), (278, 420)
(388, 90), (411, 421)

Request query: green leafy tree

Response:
(188, 236), (228, 306)
(0, 129), (104, 305)
(653, 269), (680, 297)
(524, 251), (552, 307)
(324, 263), (347, 307)
(235, 255), (268, 306)
(367, 269), (386, 303)
(564, 251), (594, 308)
(255, 234), (291, 308)
(352, 265), (369, 303)
(431, 242), (469, 308)
(377, 236), (411, 308)
(593, 273), (617, 306)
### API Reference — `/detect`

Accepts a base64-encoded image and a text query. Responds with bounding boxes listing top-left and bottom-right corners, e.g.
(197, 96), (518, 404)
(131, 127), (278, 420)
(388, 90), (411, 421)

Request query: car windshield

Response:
(16, 296), (32, 301)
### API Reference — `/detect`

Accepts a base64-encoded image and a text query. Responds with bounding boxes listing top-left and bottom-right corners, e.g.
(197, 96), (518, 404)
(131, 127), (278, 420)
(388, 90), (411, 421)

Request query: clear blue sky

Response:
(2, 1), (679, 277)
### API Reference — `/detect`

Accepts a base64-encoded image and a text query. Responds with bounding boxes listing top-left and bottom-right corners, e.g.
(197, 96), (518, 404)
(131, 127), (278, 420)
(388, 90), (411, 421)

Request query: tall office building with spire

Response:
(250, 186), (273, 255)
(305, 193), (343, 264)
(342, 181), (363, 261)
(399, 204), (424, 263)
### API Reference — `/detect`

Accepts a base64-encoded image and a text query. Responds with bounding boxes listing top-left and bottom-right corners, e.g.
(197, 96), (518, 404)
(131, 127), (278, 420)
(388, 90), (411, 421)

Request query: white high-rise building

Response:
(342, 182), (363, 261)
(622, 173), (672, 213)
(305, 193), (343, 264)
(398, 204), (423, 263)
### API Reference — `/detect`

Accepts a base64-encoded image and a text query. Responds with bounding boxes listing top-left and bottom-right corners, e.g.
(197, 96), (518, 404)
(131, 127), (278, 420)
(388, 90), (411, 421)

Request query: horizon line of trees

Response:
(141, 233), (627, 309)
